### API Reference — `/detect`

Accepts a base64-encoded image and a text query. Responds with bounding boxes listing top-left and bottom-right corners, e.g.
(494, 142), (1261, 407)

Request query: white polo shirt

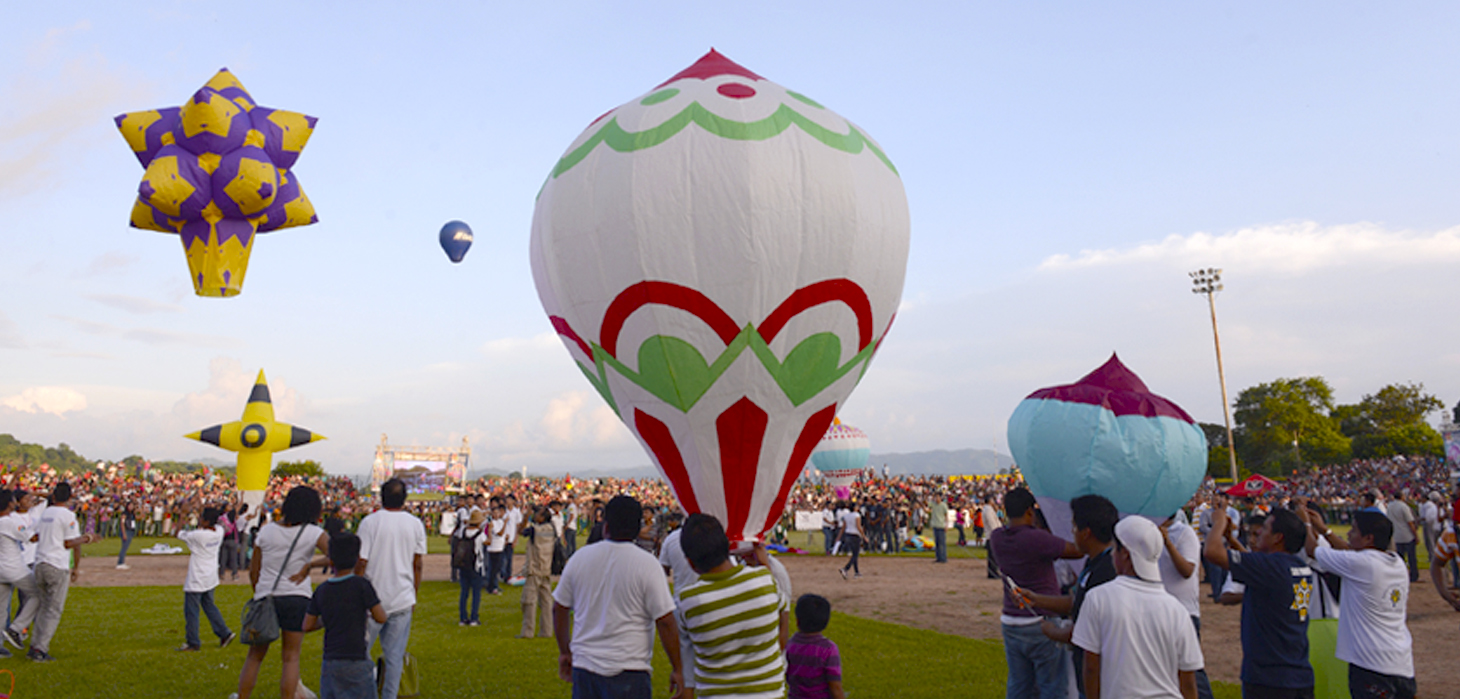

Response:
(1158, 520), (1202, 618)
(0, 515), (32, 582)
(1312, 547), (1414, 677)
(358, 508), (429, 616)
(34, 505), (80, 570)
(553, 539), (676, 677)
(178, 525), (225, 592)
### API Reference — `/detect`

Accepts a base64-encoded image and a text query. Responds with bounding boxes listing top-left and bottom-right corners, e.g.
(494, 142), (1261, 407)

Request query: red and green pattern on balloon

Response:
(531, 50), (909, 542)
(116, 68), (318, 297)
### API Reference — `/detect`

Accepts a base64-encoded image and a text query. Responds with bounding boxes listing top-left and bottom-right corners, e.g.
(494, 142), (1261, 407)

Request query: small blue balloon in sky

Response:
(439, 220), (474, 263)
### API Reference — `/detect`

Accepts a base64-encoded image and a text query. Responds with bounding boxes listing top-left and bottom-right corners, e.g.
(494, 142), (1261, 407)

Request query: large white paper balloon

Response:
(531, 50), (909, 542)
(1006, 354), (1208, 538)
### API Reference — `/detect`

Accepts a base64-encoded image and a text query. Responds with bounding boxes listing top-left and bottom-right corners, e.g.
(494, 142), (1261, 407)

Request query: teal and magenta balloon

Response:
(1007, 353), (1207, 538)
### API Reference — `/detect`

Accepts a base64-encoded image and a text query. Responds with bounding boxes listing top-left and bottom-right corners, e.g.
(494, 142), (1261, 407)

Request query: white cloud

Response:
(53, 315), (238, 348)
(85, 293), (184, 315)
(170, 357), (304, 427)
(1039, 221), (1460, 274)
(0, 311), (23, 349)
(540, 391), (632, 449)
(2, 386), (87, 416)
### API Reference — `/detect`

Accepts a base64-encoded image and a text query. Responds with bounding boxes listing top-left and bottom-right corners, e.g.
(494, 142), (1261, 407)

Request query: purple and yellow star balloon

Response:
(116, 68), (318, 297)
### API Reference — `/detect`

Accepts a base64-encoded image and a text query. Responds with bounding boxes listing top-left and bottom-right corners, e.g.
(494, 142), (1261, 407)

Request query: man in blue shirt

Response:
(1203, 496), (1314, 698)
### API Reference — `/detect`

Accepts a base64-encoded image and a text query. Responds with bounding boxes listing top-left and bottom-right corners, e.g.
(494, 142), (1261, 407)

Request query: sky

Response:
(3, 2), (1459, 478)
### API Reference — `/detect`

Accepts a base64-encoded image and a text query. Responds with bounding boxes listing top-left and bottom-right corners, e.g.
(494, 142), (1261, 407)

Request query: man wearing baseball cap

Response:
(1071, 516), (1204, 698)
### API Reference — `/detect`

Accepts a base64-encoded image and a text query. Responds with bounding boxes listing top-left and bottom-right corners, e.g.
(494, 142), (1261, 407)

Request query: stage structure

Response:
(371, 435), (469, 494)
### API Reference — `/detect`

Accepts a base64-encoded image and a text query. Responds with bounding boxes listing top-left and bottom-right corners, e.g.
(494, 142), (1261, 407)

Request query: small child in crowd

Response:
(786, 594), (845, 699)
(304, 534), (388, 699)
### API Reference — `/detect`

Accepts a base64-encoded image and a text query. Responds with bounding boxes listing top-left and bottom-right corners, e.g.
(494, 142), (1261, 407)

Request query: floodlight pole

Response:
(1191, 269), (1239, 483)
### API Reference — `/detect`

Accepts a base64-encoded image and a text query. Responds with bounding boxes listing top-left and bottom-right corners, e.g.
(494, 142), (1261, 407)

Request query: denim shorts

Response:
(320, 657), (377, 699)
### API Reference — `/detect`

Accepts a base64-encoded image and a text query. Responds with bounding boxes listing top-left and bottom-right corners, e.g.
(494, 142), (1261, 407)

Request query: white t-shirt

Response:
(357, 509), (428, 615)
(253, 522), (325, 600)
(178, 525), (225, 592)
(839, 511), (861, 538)
(34, 505), (80, 570)
(1421, 501), (1440, 529)
(488, 517), (507, 553)
(1070, 576), (1205, 699)
(0, 514), (33, 582)
(16, 510), (37, 566)
(1386, 502), (1416, 545)
(764, 552), (792, 605)
(1158, 520), (1202, 618)
(566, 503), (579, 530)
(553, 539), (676, 677)
(1312, 547), (1414, 677)
(658, 529), (700, 598)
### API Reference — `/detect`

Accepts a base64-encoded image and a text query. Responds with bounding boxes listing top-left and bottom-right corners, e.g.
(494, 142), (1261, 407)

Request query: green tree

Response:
(1233, 377), (1350, 476)
(273, 460), (326, 478)
(1335, 382), (1444, 459)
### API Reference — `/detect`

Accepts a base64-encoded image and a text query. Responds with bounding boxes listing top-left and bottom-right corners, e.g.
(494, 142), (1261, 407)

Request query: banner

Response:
(1445, 428), (1460, 466)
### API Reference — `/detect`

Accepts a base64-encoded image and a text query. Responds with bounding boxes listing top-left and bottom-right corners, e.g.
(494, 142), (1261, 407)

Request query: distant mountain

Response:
(465, 448), (1013, 482)
(866, 448), (1014, 476)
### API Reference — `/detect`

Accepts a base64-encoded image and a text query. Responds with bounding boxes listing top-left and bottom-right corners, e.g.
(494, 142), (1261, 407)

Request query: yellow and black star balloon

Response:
(186, 370), (325, 493)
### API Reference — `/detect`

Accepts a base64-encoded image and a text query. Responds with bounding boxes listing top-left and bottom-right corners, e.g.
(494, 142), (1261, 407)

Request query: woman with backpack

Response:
(455, 510), (487, 626)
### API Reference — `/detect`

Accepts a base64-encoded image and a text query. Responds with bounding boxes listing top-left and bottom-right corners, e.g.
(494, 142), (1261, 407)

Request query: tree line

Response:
(0, 434), (326, 478)
(1200, 380), (1458, 477)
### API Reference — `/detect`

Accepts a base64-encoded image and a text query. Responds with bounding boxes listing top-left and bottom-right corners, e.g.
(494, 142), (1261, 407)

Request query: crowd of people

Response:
(0, 452), (1452, 698)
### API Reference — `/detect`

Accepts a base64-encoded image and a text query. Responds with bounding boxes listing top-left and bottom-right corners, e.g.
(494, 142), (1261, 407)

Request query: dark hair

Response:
(52, 482), (72, 504)
(329, 533), (362, 571)
(381, 479), (407, 509)
(1004, 487), (1036, 519)
(1352, 511), (1394, 550)
(795, 593), (832, 634)
(605, 495), (642, 540)
(0, 490), (12, 512)
(324, 516), (346, 537)
(1070, 494), (1118, 544)
(680, 513), (730, 573)
(281, 486), (323, 526)
(1244, 514), (1268, 527)
(201, 506), (221, 528)
(1267, 508), (1306, 554)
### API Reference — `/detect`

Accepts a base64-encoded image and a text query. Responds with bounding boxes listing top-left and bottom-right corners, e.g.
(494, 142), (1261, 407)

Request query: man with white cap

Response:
(1071, 515), (1203, 699)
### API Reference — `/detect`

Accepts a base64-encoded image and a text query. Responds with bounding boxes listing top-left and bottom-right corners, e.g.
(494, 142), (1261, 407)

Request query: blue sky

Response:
(3, 2), (1459, 476)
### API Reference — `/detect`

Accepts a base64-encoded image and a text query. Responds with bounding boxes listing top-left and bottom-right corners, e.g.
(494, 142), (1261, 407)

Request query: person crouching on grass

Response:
(305, 533), (388, 699)
(174, 506), (236, 651)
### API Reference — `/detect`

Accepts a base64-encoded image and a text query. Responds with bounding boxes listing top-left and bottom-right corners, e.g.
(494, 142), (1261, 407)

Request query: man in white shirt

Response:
(553, 495), (683, 698)
(174, 506), (235, 651)
(29, 482), (96, 662)
(502, 494), (523, 584)
(1420, 493), (1442, 568)
(0, 491), (40, 657)
(1072, 516), (1204, 699)
(1158, 515), (1212, 698)
(1302, 508), (1416, 698)
(1385, 492), (1419, 583)
(356, 479), (427, 699)
(659, 519), (699, 697)
(563, 498), (580, 558)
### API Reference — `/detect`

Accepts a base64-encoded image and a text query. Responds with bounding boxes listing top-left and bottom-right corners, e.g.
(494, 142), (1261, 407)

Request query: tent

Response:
(1225, 474), (1280, 498)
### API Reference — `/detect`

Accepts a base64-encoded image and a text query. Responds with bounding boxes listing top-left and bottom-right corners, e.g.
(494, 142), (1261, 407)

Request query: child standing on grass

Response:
(786, 594), (845, 699)
(304, 534), (387, 699)
(174, 506), (235, 652)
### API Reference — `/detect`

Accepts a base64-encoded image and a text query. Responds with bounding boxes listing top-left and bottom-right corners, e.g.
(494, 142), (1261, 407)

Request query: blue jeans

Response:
(571, 667), (652, 699)
(564, 528), (577, 558)
(1002, 621), (1068, 699)
(500, 544), (514, 581)
(933, 528), (948, 562)
(183, 589), (231, 648)
(117, 529), (134, 565)
(458, 567), (483, 622)
(822, 527), (835, 554)
(320, 657), (377, 699)
(366, 608), (412, 700)
(1204, 560), (1225, 601)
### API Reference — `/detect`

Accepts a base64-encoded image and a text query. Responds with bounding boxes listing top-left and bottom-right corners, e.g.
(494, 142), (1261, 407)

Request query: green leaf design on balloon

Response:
(590, 326), (878, 417)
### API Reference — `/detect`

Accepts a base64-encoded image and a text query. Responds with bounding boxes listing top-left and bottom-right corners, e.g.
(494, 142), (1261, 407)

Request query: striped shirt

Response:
(786, 632), (842, 699)
(677, 564), (787, 698)
(1432, 526), (1458, 566)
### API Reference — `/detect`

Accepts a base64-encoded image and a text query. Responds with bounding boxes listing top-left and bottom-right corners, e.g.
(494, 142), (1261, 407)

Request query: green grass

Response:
(0, 578), (1242, 698)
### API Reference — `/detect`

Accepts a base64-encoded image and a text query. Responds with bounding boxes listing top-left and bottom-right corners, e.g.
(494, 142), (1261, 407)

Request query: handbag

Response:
(377, 652), (421, 698)
(551, 539), (566, 576)
(240, 525), (307, 646)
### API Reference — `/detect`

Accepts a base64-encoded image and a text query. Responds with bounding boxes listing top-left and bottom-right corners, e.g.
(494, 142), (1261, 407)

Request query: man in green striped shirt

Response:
(677, 514), (790, 699)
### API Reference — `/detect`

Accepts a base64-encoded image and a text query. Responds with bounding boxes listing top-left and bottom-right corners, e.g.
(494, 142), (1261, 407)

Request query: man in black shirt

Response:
(1013, 494), (1120, 696)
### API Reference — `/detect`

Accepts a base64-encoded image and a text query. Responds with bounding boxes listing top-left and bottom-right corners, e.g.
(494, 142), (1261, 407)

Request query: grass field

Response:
(0, 578), (1240, 698)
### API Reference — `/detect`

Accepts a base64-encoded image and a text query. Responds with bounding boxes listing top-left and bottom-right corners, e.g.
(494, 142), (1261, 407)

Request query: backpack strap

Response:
(269, 525), (308, 596)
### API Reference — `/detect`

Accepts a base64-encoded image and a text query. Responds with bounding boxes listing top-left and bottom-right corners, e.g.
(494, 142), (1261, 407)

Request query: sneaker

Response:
(27, 648), (54, 662)
(468, 621), (480, 627)
(220, 632), (237, 649)
(0, 647), (11, 658)
(176, 644), (201, 652)
(459, 621), (468, 627)
(838, 568), (848, 580)
(2, 627), (22, 649)
(115, 564), (130, 570)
